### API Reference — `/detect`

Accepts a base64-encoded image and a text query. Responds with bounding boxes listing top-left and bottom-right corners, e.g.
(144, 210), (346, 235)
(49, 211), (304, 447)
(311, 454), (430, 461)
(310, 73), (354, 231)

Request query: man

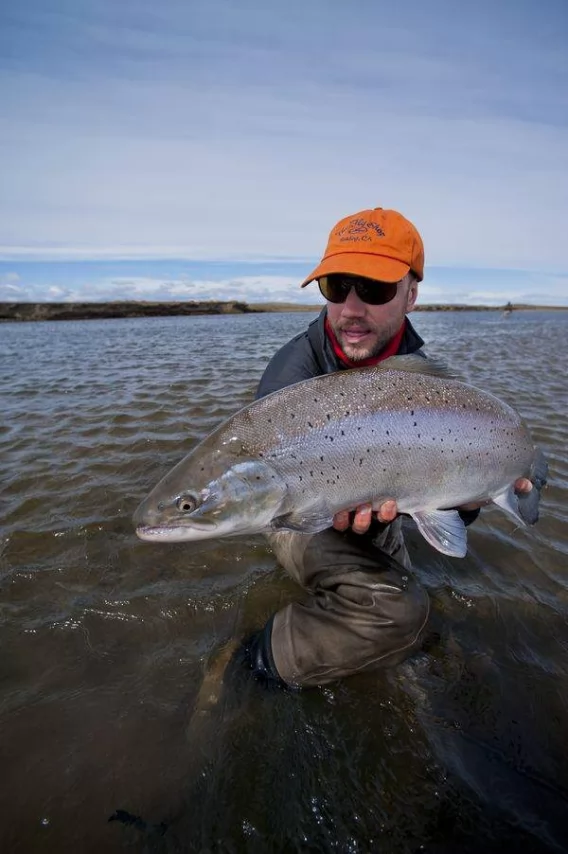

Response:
(213, 207), (531, 693)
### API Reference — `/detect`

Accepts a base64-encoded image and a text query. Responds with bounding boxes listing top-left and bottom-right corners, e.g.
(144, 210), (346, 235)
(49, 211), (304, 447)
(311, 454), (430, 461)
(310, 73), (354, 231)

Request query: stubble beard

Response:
(333, 321), (400, 362)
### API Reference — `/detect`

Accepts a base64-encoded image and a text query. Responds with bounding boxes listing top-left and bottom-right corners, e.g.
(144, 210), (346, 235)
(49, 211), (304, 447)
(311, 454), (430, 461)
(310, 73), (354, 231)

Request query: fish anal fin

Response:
(411, 509), (467, 558)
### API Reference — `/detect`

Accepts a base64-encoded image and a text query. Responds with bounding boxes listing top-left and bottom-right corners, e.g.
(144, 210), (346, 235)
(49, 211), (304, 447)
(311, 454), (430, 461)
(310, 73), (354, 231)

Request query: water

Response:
(1, 310), (567, 853)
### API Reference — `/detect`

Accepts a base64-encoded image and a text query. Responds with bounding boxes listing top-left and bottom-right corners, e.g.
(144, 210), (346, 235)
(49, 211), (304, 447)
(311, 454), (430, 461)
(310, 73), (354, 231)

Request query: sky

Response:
(1, 0), (567, 306)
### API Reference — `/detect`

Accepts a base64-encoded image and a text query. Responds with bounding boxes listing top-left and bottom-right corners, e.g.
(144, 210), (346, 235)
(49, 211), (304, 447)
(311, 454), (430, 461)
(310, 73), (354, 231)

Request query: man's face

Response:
(325, 273), (418, 361)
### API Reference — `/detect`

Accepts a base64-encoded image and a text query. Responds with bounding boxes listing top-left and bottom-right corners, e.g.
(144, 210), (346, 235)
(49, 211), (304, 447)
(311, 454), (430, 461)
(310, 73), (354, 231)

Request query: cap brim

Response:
(301, 253), (410, 287)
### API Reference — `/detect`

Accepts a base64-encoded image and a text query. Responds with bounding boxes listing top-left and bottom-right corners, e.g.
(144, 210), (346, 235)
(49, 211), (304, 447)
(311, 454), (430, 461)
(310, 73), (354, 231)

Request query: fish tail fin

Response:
(493, 449), (548, 527)
(518, 447), (548, 525)
(530, 447), (549, 492)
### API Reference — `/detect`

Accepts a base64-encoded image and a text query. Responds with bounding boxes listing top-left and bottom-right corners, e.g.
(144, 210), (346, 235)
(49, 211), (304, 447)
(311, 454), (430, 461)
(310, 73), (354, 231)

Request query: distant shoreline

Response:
(1, 301), (567, 323)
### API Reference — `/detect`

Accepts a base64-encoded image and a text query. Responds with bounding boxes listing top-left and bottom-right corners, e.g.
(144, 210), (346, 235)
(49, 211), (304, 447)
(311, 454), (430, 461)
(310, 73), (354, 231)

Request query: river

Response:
(1, 310), (567, 852)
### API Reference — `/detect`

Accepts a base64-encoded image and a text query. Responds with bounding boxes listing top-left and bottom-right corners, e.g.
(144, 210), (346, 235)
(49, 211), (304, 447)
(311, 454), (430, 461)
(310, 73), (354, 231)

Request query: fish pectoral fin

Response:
(270, 508), (333, 534)
(411, 509), (467, 558)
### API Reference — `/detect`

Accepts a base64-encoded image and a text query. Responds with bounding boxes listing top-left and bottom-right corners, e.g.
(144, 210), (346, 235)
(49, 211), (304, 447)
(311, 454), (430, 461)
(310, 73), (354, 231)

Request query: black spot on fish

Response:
(308, 421), (313, 428)
(410, 409), (414, 416)
(326, 413), (331, 420)
(413, 421), (417, 427)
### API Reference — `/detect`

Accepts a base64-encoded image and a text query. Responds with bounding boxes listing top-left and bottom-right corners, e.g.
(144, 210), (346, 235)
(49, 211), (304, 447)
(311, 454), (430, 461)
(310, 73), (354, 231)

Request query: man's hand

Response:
(333, 500), (397, 534)
(332, 478), (533, 535)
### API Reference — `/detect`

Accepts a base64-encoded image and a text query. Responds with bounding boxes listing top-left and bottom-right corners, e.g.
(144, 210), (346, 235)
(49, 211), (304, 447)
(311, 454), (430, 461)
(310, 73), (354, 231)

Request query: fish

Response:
(133, 355), (548, 558)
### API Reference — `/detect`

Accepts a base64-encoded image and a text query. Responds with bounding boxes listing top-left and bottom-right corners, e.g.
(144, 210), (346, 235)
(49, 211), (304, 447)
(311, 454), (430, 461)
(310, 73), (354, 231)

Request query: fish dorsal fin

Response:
(375, 354), (455, 379)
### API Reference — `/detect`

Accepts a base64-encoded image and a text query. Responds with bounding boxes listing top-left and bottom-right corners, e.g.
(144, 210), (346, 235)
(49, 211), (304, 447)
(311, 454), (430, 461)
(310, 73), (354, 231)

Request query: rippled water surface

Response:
(1, 311), (568, 853)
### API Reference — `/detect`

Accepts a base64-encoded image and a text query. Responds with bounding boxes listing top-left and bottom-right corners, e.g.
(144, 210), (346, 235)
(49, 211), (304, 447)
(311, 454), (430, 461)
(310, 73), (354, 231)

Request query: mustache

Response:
(337, 322), (376, 332)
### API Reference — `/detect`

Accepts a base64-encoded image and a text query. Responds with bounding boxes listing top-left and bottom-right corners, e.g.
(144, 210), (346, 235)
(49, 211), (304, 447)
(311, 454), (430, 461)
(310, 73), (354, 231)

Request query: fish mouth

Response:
(135, 521), (217, 542)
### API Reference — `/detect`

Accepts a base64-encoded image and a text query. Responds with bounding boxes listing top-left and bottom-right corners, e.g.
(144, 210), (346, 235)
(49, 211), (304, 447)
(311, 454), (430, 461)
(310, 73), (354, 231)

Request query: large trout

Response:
(134, 356), (547, 557)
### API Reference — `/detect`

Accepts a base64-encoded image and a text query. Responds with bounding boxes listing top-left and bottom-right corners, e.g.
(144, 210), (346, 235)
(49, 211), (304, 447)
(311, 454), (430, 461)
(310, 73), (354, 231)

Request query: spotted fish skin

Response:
(134, 356), (547, 557)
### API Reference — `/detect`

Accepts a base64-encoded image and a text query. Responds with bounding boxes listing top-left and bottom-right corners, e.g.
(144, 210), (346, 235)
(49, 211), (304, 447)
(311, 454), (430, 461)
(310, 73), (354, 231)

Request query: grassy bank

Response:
(1, 301), (567, 322)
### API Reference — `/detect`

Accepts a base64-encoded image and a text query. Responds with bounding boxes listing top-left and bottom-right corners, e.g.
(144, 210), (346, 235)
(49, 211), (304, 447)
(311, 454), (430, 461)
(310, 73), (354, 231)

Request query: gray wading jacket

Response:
(256, 309), (478, 563)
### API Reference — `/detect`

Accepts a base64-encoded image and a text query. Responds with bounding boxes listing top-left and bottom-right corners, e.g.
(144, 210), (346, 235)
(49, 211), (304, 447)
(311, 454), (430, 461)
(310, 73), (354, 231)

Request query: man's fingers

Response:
(332, 510), (351, 531)
(376, 499), (398, 524)
(514, 477), (532, 494)
(333, 499), (399, 533)
(352, 504), (373, 534)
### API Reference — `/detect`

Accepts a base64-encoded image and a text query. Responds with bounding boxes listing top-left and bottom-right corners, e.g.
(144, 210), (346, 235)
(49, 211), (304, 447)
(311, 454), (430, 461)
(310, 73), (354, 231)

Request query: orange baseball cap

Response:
(301, 206), (424, 287)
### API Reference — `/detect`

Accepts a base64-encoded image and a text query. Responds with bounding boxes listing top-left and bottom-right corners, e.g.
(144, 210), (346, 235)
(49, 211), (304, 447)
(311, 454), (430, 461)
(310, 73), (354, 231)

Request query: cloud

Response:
(1, 0), (567, 294)
(0, 271), (322, 305)
(2, 261), (566, 306)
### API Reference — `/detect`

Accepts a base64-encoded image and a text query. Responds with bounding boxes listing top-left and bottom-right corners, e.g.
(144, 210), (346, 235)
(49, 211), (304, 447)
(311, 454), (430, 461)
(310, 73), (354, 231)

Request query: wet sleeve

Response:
(256, 334), (321, 399)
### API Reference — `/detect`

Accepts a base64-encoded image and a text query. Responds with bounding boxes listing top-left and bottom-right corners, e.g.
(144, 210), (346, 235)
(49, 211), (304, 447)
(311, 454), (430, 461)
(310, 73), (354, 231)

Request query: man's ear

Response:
(406, 275), (419, 312)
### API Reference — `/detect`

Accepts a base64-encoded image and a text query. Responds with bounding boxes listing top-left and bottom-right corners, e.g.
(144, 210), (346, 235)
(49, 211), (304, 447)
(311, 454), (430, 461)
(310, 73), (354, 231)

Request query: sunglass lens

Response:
(318, 275), (399, 305)
(356, 281), (398, 305)
(318, 276), (348, 303)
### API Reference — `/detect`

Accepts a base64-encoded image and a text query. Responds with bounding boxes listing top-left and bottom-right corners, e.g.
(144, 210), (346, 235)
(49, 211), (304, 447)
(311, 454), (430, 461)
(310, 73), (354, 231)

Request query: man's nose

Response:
(340, 287), (367, 314)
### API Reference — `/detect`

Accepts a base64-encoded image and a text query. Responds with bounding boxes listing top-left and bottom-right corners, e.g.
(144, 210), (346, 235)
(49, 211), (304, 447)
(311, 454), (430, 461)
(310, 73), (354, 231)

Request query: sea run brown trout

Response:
(134, 355), (548, 557)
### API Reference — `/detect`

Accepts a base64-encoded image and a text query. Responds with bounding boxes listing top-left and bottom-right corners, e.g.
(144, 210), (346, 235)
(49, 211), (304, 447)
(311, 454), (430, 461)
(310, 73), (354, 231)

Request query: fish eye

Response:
(176, 494), (198, 513)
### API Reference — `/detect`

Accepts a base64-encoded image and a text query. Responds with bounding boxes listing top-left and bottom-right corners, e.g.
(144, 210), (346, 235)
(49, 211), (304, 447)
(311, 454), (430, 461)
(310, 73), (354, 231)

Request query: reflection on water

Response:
(1, 311), (568, 853)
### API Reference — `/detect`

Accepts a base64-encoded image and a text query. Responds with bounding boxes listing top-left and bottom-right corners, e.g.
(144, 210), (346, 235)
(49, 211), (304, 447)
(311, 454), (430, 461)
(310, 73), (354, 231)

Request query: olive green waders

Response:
(265, 520), (430, 688)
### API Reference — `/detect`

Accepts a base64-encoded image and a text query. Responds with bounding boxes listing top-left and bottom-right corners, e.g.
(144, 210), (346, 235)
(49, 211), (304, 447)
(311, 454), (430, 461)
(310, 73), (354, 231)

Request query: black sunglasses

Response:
(318, 274), (399, 306)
